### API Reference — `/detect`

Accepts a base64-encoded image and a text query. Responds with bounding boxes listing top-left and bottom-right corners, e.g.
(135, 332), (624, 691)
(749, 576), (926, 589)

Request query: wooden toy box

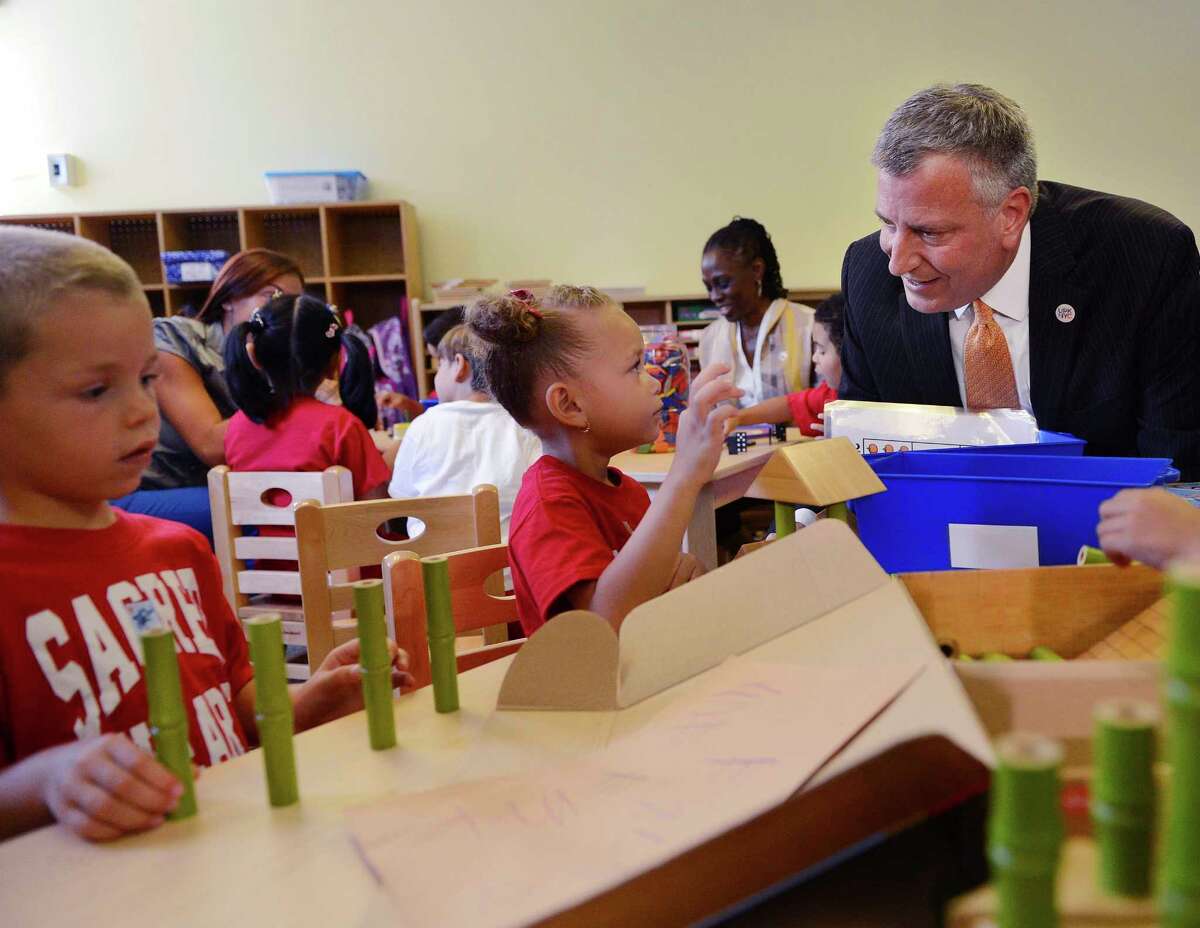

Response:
(899, 564), (1169, 926)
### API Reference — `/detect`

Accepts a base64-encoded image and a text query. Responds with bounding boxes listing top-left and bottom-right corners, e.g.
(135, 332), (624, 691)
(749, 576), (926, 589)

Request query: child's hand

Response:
(1097, 488), (1200, 570)
(667, 552), (706, 589)
(377, 390), (424, 418)
(370, 431), (401, 469)
(672, 364), (742, 487)
(42, 734), (184, 842)
(292, 638), (414, 732)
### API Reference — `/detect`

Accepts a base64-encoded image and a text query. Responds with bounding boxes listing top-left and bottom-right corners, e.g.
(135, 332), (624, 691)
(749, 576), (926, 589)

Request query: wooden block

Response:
(742, 437), (885, 506)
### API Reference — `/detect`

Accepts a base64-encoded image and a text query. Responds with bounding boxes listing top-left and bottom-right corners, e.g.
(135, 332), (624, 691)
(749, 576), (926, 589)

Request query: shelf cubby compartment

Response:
(243, 207), (324, 281)
(164, 282), (213, 317)
(0, 215), (78, 235)
(144, 287), (167, 318)
(78, 214), (163, 284)
(622, 299), (673, 327)
(159, 210), (241, 254)
(328, 279), (408, 332)
(324, 203), (405, 277)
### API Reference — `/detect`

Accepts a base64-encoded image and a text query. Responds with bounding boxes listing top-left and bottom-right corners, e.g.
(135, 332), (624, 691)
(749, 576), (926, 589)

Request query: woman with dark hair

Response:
(699, 217), (815, 407)
(111, 249), (305, 537)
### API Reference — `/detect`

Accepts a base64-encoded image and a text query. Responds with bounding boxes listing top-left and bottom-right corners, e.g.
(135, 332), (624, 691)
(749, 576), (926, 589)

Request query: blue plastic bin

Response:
(161, 249), (229, 284)
(853, 453), (1177, 573)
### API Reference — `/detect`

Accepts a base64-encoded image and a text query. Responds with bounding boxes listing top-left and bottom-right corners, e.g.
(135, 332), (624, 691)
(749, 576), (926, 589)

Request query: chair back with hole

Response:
(208, 465), (354, 679)
(383, 542), (524, 688)
(294, 484), (502, 672)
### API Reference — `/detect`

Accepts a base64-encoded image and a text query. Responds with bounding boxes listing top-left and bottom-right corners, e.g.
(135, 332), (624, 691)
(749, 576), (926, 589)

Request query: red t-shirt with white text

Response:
(508, 455), (651, 636)
(0, 511), (254, 768)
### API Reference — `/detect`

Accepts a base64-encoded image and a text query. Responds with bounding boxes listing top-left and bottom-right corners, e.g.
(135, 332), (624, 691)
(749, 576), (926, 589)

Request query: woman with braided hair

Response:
(699, 217), (815, 407)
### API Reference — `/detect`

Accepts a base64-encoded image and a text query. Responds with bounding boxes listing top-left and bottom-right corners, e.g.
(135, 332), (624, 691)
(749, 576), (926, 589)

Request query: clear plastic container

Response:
(637, 337), (690, 453)
(263, 171), (367, 205)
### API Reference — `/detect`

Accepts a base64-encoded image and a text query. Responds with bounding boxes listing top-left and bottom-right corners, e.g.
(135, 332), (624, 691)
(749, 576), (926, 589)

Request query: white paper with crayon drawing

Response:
(347, 657), (921, 928)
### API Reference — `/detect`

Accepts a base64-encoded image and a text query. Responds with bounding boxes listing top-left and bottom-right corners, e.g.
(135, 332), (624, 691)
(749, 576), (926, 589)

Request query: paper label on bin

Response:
(824, 400), (1039, 454)
(948, 523), (1039, 569)
(179, 261), (216, 282)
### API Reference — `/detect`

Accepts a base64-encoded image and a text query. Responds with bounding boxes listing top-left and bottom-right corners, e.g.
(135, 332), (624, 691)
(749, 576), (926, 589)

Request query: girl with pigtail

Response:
(223, 293), (391, 499)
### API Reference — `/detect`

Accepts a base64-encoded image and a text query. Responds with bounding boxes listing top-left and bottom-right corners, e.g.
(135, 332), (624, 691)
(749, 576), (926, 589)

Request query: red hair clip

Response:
(509, 288), (543, 318)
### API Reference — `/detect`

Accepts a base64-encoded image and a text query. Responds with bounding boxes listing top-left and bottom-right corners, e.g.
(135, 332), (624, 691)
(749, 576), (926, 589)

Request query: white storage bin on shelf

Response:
(264, 171), (367, 205)
(161, 249), (229, 284)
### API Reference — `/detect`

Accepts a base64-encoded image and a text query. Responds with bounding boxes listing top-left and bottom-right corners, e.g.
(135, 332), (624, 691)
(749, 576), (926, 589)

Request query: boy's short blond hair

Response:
(435, 323), (489, 393)
(0, 226), (145, 389)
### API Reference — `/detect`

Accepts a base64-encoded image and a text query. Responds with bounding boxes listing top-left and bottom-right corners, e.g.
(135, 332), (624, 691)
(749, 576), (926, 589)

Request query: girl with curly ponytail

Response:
(466, 285), (742, 637)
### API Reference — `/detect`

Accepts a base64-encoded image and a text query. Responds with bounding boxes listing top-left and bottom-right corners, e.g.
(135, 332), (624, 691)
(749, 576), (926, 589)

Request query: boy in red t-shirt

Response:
(731, 293), (844, 436)
(0, 228), (412, 843)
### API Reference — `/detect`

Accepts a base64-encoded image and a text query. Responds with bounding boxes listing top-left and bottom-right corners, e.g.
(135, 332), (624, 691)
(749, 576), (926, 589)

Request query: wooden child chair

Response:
(208, 465), (355, 681)
(383, 543), (525, 689)
(293, 484), (507, 676)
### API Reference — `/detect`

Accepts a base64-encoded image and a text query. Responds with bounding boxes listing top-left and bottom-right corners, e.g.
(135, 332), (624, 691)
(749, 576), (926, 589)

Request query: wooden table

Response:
(610, 430), (804, 569)
(0, 659), (582, 928)
(0, 578), (988, 928)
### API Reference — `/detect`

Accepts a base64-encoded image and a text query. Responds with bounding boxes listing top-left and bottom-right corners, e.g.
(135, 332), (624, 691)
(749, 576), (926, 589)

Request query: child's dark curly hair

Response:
(814, 292), (845, 352)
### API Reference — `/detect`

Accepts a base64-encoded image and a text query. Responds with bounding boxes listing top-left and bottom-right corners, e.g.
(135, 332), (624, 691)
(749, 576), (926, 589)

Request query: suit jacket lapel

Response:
(898, 290), (960, 404)
(1028, 191), (1084, 426)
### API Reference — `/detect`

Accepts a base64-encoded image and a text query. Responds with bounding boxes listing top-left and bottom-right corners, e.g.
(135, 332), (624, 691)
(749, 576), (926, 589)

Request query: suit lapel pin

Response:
(1055, 303), (1076, 323)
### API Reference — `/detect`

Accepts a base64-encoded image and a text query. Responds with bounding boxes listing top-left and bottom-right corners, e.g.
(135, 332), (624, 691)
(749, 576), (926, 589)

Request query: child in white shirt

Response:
(389, 324), (541, 539)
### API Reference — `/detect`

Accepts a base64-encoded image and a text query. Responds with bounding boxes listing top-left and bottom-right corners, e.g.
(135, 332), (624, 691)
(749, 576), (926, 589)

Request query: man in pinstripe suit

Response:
(840, 83), (1200, 479)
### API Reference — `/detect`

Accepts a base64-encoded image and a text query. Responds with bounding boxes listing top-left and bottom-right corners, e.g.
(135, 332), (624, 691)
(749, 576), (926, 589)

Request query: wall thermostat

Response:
(47, 153), (78, 187)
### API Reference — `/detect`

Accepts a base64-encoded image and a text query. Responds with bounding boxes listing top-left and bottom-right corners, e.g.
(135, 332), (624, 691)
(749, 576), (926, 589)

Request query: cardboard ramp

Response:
(499, 520), (910, 711)
(353, 520), (995, 927)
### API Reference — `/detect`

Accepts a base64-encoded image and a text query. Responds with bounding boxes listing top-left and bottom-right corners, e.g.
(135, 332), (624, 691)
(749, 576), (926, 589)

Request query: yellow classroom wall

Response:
(1, 0), (1197, 297)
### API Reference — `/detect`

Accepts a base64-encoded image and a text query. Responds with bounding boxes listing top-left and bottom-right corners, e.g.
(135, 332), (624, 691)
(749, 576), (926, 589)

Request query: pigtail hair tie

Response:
(325, 303), (343, 338)
(509, 288), (543, 319)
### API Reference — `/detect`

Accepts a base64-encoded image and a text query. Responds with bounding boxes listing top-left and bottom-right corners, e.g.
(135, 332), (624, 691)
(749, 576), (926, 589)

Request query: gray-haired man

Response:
(839, 83), (1200, 479)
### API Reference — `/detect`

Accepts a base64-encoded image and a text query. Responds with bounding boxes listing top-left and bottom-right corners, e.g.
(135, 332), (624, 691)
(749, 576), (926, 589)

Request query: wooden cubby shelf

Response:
(328, 274), (407, 284)
(410, 286), (837, 397)
(0, 202), (424, 334)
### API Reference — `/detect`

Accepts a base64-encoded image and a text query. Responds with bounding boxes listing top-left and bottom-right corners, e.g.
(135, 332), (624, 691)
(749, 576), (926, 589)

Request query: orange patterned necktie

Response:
(963, 298), (1020, 410)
